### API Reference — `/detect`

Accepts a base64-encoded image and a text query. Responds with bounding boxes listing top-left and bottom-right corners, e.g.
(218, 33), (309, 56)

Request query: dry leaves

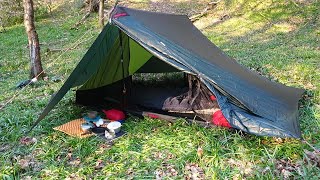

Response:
(95, 143), (112, 154)
(275, 159), (302, 179)
(184, 163), (205, 180)
(69, 158), (81, 166)
(262, 150), (320, 179)
(153, 151), (164, 160)
(126, 168), (134, 178)
(94, 159), (105, 170)
(16, 155), (41, 171)
(20, 137), (37, 145)
(152, 151), (175, 161)
(227, 159), (253, 176)
(66, 151), (81, 167)
(304, 149), (320, 167)
(155, 163), (178, 179)
(65, 173), (83, 180)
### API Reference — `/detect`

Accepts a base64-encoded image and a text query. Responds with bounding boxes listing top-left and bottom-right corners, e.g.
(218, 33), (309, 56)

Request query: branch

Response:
(71, 11), (91, 29)
(190, 0), (221, 22)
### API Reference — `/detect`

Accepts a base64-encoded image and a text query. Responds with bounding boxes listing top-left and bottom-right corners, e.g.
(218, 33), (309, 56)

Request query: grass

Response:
(0, 0), (319, 179)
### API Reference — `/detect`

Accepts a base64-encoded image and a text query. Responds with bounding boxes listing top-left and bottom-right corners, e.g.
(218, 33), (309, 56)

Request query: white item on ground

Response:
(81, 123), (92, 132)
(95, 118), (104, 127)
(107, 121), (121, 133)
(105, 130), (115, 139)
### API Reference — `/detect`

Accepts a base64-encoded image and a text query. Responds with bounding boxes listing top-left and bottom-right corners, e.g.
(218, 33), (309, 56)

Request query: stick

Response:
(126, 109), (213, 128)
(71, 12), (91, 29)
(190, 1), (221, 22)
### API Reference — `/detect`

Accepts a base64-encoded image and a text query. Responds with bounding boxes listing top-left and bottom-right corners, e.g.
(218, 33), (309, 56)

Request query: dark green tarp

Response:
(32, 6), (304, 138)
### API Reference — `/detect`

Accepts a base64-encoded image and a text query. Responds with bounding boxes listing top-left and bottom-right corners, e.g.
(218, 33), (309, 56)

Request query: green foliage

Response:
(0, 0), (52, 29)
(0, 0), (319, 179)
(0, 0), (24, 28)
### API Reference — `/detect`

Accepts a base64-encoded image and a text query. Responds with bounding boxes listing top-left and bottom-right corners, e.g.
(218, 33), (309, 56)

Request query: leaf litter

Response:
(20, 137), (37, 145)
(184, 163), (205, 180)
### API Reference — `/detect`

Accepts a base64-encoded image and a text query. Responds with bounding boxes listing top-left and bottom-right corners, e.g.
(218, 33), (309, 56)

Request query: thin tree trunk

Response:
(23, 0), (45, 79)
(99, 0), (105, 29)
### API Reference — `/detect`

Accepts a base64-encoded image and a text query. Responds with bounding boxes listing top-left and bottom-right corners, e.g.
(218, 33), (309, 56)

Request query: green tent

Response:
(32, 6), (304, 138)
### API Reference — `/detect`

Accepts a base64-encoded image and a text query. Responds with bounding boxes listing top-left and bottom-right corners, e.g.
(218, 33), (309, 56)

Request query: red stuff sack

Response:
(210, 95), (217, 101)
(102, 109), (125, 121)
(212, 110), (232, 128)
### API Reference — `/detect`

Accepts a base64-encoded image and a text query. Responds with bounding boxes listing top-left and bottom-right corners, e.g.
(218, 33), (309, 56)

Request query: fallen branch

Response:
(126, 109), (214, 128)
(143, 111), (214, 128)
(190, 0), (221, 22)
(71, 12), (91, 29)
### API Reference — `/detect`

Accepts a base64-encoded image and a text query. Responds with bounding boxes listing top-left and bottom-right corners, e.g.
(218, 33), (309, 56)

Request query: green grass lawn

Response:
(0, 0), (319, 179)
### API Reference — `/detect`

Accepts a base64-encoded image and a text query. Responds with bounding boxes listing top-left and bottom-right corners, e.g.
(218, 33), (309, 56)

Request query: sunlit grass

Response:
(0, 0), (319, 179)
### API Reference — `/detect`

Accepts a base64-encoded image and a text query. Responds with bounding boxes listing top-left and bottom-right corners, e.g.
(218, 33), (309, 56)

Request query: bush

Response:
(0, 0), (51, 29)
(0, 0), (24, 28)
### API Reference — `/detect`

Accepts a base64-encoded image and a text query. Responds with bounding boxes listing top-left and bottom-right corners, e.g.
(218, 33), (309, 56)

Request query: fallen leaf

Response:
(304, 149), (320, 167)
(69, 158), (81, 166)
(184, 163), (205, 180)
(153, 152), (164, 160)
(155, 169), (164, 180)
(96, 144), (112, 154)
(197, 147), (203, 158)
(66, 152), (73, 160)
(66, 173), (82, 180)
(126, 168), (134, 176)
(95, 159), (104, 170)
(281, 169), (291, 179)
(20, 137), (37, 145)
(227, 158), (253, 176)
(17, 155), (41, 171)
(18, 158), (30, 169)
(274, 159), (301, 179)
(165, 153), (175, 161)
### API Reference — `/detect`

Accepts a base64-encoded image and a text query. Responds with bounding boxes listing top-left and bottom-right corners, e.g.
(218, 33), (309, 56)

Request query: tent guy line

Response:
(0, 29), (95, 112)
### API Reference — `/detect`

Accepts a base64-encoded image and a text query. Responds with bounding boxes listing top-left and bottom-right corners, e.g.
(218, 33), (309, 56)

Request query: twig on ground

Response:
(190, 0), (221, 22)
(71, 12), (91, 29)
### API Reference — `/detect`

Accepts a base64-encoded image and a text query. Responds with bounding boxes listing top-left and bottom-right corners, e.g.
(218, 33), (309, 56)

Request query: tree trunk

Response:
(99, 0), (105, 29)
(23, 0), (45, 79)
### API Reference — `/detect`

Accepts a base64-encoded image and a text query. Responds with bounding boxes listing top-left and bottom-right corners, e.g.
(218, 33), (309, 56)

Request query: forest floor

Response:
(0, 0), (319, 179)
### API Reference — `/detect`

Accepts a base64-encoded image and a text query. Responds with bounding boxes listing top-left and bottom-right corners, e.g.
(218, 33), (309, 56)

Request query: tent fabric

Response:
(128, 38), (153, 74)
(80, 31), (130, 90)
(32, 6), (304, 138)
(31, 24), (119, 128)
(110, 7), (304, 138)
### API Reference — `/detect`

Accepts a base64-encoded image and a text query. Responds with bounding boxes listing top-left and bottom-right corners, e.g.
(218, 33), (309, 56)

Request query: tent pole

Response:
(118, 29), (127, 109)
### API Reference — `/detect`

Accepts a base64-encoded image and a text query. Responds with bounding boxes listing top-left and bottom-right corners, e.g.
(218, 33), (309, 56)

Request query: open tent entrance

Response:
(76, 34), (220, 122)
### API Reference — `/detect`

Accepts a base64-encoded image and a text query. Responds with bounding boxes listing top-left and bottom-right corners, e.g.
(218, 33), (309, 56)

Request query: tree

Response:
(99, 0), (105, 29)
(86, 0), (99, 12)
(23, 0), (45, 79)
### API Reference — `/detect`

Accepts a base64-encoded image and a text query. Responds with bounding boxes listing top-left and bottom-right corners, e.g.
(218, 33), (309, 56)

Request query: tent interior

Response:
(75, 36), (221, 122)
